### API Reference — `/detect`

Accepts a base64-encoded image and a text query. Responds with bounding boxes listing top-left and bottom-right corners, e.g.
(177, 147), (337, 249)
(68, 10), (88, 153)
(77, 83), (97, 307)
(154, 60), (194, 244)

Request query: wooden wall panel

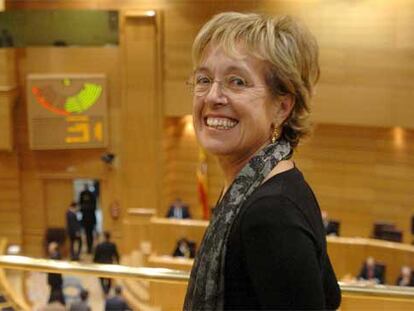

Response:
(0, 153), (21, 245)
(119, 12), (162, 213)
(159, 0), (414, 129)
(43, 179), (73, 228)
(164, 122), (414, 243)
(0, 91), (16, 151)
(295, 124), (414, 243)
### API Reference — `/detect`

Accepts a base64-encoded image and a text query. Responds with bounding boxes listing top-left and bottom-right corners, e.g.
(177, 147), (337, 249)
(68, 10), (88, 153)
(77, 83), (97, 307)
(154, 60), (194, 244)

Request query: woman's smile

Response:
(205, 116), (239, 130)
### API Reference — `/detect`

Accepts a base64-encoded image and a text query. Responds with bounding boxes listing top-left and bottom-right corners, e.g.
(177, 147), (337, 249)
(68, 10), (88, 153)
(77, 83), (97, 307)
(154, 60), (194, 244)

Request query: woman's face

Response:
(192, 45), (279, 164)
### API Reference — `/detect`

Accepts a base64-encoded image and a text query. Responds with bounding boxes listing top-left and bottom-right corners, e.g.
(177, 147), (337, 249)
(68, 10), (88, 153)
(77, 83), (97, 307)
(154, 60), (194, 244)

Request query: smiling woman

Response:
(184, 12), (341, 311)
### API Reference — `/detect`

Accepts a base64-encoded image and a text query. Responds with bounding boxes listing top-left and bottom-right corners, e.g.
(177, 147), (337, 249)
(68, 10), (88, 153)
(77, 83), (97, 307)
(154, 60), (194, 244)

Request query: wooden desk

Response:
(327, 236), (414, 285)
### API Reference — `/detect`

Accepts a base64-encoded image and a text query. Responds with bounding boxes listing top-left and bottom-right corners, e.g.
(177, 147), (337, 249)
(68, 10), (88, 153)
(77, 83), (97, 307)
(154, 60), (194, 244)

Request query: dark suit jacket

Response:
(166, 205), (191, 219)
(325, 221), (340, 236)
(79, 190), (96, 227)
(66, 210), (81, 237)
(105, 296), (131, 311)
(94, 241), (120, 264)
(358, 263), (385, 284)
(48, 252), (63, 290)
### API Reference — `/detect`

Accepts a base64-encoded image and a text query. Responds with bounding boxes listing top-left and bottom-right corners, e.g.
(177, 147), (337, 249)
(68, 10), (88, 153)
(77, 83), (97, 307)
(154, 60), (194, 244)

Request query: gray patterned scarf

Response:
(184, 139), (292, 310)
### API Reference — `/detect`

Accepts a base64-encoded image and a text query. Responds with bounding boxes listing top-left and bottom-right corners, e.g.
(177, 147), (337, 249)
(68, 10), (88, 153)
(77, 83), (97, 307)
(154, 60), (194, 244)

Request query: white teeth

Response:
(206, 117), (237, 129)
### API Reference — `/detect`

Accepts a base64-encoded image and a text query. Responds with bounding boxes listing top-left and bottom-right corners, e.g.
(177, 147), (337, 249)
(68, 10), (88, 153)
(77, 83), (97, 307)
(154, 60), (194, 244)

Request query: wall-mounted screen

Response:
(27, 74), (108, 150)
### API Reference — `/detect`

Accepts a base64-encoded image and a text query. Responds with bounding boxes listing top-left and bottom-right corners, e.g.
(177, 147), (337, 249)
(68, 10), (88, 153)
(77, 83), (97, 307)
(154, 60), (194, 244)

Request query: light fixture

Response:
(145, 10), (156, 17)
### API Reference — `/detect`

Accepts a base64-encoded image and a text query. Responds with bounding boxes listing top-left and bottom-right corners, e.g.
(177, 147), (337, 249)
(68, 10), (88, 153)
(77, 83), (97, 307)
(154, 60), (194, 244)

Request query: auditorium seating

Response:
(121, 214), (414, 309)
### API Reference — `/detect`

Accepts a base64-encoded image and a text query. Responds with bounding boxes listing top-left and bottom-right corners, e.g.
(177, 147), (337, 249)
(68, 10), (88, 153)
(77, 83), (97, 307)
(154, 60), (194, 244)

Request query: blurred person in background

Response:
(47, 242), (65, 306)
(396, 266), (414, 287)
(166, 198), (191, 219)
(94, 231), (120, 295)
(66, 202), (82, 260)
(79, 184), (97, 254)
(69, 289), (91, 311)
(105, 286), (131, 311)
(358, 256), (385, 284)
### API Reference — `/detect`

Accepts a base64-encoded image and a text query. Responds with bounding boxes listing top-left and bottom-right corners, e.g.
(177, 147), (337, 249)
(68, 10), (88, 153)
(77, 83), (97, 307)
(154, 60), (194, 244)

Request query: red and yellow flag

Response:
(197, 148), (209, 220)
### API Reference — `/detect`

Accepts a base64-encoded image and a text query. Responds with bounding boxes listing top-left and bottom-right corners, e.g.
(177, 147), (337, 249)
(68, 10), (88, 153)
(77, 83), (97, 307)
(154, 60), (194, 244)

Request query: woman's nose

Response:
(204, 81), (228, 106)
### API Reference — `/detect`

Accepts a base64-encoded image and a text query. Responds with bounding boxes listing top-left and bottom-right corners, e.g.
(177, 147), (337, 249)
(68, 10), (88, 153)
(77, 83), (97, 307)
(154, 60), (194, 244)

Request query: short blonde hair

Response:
(192, 12), (320, 148)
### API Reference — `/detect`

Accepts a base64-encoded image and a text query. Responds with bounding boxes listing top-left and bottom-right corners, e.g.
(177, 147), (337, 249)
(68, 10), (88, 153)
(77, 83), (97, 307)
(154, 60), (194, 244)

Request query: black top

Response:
(66, 209), (81, 237)
(94, 241), (120, 264)
(79, 189), (97, 227)
(224, 167), (341, 310)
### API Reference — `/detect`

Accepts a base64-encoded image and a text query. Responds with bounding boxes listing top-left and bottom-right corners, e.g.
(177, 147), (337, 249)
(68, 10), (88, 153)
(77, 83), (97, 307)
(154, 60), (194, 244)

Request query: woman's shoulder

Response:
(244, 166), (310, 211)
(238, 166), (323, 235)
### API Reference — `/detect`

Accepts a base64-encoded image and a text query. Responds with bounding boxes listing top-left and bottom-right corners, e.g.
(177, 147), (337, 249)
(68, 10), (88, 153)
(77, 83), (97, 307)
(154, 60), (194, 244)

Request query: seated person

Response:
(172, 238), (196, 259)
(358, 256), (385, 284)
(321, 210), (340, 236)
(396, 266), (414, 287)
(166, 198), (191, 219)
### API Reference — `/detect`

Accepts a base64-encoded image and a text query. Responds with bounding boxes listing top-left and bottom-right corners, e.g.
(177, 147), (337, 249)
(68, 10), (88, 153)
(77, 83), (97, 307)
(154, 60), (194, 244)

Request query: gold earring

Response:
(271, 127), (280, 144)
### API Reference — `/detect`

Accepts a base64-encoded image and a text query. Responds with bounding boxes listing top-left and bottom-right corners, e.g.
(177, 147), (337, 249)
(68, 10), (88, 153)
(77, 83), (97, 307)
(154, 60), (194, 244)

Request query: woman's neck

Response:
(219, 158), (294, 199)
(218, 155), (250, 193)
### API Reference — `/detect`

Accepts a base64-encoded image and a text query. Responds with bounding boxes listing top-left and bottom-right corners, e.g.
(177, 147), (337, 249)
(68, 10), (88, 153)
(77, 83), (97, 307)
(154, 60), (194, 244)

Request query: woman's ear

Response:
(275, 94), (295, 126)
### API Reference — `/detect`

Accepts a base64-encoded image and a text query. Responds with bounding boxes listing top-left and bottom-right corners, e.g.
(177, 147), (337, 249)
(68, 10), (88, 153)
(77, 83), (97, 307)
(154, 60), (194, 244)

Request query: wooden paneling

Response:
(122, 208), (155, 254)
(164, 122), (414, 243)
(327, 237), (414, 285)
(0, 49), (16, 89)
(119, 11), (162, 214)
(295, 124), (414, 243)
(43, 179), (73, 228)
(158, 0), (414, 128)
(0, 152), (21, 245)
(149, 280), (187, 311)
(341, 294), (414, 311)
(150, 217), (208, 256)
(0, 91), (16, 151)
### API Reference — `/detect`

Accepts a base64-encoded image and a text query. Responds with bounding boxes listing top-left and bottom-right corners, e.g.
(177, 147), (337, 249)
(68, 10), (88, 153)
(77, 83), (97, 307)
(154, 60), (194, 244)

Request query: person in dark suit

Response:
(166, 198), (191, 219)
(172, 238), (196, 258)
(322, 210), (340, 236)
(66, 202), (82, 260)
(358, 256), (385, 284)
(94, 231), (120, 295)
(79, 184), (97, 254)
(105, 286), (131, 311)
(396, 266), (414, 287)
(47, 242), (65, 306)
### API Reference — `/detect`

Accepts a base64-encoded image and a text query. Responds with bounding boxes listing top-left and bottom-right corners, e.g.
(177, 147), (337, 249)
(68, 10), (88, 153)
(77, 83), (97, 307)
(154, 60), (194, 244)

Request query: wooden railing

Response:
(1, 253), (414, 310)
(0, 239), (31, 310)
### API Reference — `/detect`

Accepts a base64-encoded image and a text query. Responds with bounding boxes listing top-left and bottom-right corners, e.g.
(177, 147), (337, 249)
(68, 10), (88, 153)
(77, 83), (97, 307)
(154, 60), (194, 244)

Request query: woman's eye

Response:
(228, 76), (247, 87)
(196, 76), (211, 85)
